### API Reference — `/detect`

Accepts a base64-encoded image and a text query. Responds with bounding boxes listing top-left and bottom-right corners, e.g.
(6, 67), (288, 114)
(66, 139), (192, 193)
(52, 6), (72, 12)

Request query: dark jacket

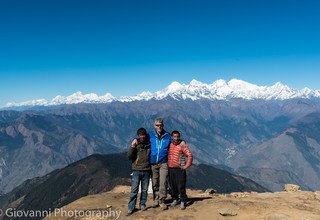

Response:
(127, 139), (151, 171)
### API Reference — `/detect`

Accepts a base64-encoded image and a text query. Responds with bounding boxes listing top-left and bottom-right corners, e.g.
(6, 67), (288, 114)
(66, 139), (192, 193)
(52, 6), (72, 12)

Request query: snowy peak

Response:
(189, 79), (203, 86)
(5, 92), (115, 108)
(228, 79), (260, 91)
(4, 79), (320, 108)
(165, 81), (184, 92)
(149, 78), (320, 101)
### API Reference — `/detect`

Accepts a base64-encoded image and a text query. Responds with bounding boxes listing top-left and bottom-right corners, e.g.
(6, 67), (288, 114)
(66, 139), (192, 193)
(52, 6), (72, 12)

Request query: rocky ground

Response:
(44, 185), (320, 220)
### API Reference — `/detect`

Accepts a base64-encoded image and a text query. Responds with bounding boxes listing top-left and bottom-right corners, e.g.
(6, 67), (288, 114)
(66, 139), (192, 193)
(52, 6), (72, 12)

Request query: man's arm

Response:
(127, 139), (137, 160)
(181, 141), (193, 169)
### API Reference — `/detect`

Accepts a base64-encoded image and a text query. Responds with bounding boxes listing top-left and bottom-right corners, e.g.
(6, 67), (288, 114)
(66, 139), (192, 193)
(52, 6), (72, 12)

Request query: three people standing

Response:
(127, 118), (193, 215)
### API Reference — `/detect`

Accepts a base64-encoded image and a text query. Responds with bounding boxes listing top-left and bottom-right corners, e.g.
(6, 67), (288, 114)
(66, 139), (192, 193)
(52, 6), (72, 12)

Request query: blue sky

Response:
(1, 0), (320, 106)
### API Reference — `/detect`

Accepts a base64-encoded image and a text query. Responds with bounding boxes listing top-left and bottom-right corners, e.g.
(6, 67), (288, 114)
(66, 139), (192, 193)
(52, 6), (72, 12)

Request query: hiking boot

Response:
(180, 202), (186, 210)
(160, 203), (168, 210)
(126, 209), (134, 216)
(152, 200), (159, 208)
(171, 199), (178, 206)
(140, 205), (147, 211)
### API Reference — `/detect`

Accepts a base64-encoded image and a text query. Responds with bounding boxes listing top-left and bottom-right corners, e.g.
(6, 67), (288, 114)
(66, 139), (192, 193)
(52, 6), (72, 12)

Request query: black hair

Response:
(137, 127), (147, 136)
(171, 130), (180, 136)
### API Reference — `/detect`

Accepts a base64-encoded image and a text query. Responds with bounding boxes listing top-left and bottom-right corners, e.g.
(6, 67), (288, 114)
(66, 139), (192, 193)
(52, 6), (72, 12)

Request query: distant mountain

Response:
(1, 84), (320, 193)
(230, 113), (320, 191)
(0, 153), (267, 220)
(0, 110), (121, 194)
(4, 79), (320, 108)
(0, 153), (131, 220)
(187, 164), (268, 192)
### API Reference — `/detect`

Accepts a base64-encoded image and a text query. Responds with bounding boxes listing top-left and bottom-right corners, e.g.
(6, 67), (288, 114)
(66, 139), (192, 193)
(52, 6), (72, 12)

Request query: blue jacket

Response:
(149, 129), (171, 164)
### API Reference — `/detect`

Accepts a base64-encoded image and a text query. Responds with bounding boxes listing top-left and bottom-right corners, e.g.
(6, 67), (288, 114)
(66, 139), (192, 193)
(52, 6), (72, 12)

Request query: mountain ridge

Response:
(4, 79), (320, 108)
(1, 98), (320, 193)
(230, 112), (320, 191)
(0, 153), (268, 220)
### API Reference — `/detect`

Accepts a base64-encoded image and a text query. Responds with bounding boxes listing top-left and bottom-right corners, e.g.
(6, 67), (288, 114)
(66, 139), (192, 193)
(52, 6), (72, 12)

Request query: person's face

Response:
(172, 133), (180, 143)
(154, 123), (164, 133)
(139, 133), (146, 142)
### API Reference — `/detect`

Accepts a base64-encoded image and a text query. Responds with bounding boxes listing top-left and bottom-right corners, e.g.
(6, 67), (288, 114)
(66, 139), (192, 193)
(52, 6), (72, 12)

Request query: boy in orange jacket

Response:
(168, 130), (193, 210)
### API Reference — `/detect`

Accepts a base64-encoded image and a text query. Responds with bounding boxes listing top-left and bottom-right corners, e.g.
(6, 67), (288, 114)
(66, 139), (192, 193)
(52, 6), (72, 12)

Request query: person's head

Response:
(171, 130), (180, 143)
(154, 118), (164, 133)
(137, 128), (147, 142)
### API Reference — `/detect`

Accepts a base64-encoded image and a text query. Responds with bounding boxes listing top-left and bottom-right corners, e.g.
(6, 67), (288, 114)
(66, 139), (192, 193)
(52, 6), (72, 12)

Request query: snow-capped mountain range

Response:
(4, 79), (320, 108)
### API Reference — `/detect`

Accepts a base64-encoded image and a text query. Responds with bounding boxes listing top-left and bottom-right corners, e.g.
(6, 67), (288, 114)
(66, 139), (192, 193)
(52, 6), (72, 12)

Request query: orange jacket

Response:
(168, 140), (193, 169)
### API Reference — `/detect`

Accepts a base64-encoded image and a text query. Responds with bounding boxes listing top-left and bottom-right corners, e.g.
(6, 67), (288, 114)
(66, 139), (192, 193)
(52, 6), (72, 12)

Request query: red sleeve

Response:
(181, 142), (193, 168)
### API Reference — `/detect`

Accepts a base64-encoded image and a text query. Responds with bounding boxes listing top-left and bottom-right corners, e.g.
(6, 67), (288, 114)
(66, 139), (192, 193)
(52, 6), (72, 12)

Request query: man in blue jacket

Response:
(132, 118), (171, 210)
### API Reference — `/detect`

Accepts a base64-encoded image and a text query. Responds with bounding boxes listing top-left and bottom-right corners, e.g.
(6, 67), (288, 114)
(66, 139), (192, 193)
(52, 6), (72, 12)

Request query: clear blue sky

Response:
(1, 0), (320, 106)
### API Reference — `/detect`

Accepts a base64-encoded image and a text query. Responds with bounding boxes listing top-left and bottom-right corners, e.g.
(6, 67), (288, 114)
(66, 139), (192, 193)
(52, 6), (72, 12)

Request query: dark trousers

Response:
(168, 168), (187, 202)
(128, 170), (150, 211)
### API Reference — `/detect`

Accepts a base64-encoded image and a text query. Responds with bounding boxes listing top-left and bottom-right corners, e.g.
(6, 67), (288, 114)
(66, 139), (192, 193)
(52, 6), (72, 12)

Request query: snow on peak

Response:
(228, 78), (258, 89)
(5, 91), (115, 108)
(3, 79), (320, 108)
(213, 79), (227, 86)
(189, 79), (202, 86)
(166, 81), (183, 92)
